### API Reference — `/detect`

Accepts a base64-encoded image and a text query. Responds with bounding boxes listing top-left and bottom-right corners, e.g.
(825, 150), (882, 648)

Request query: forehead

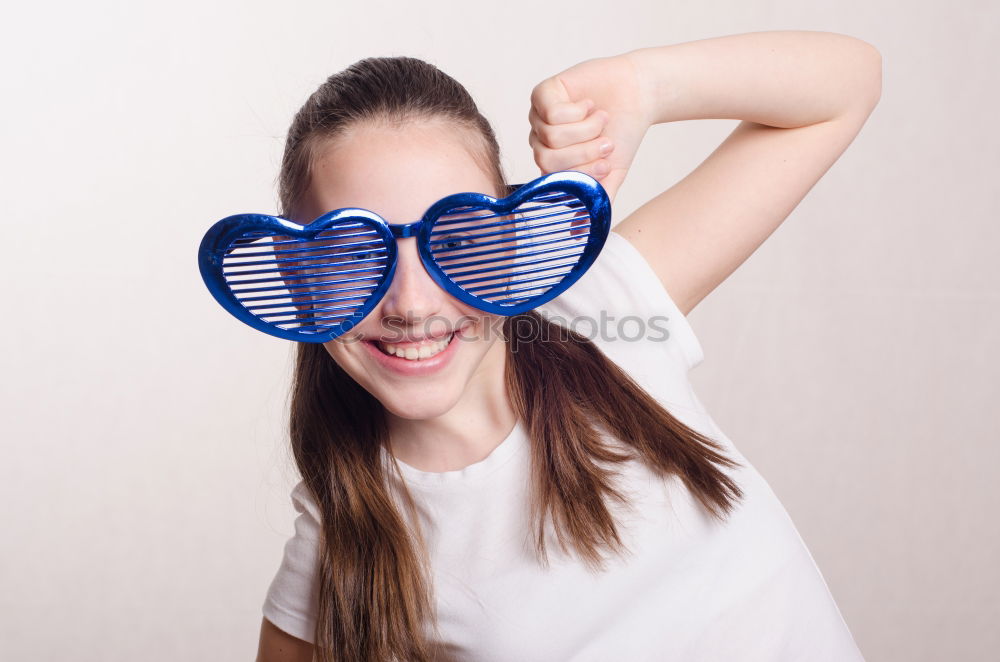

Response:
(303, 120), (498, 224)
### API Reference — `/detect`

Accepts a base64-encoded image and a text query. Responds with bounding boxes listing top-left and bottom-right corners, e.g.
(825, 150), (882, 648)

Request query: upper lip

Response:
(369, 323), (467, 344)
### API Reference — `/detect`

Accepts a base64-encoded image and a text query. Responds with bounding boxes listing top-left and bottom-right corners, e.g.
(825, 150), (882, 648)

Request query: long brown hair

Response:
(279, 56), (744, 662)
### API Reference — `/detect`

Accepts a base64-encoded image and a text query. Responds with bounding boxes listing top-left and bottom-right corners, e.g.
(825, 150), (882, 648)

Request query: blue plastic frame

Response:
(198, 170), (611, 342)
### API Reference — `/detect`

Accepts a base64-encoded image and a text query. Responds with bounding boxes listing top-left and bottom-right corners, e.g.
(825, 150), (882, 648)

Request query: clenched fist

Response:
(528, 53), (651, 203)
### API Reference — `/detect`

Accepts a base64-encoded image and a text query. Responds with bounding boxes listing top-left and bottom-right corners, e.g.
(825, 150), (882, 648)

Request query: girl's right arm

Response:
(528, 31), (881, 317)
(256, 617), (314, 662)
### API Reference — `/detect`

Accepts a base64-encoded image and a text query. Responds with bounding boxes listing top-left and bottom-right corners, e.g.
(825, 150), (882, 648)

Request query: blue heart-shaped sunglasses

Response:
(198, 170), (611, 342)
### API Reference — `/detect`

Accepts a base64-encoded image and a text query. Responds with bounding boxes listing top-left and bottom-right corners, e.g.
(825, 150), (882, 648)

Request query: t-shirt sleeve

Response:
(262, 481), (321, 644)
(536, 230), (705, 372)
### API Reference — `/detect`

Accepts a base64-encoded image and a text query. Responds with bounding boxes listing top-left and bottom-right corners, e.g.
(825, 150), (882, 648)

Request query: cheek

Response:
(321, 339), (348, 367)
(456, 310), (504, 343)
(322, 330), (368, 367)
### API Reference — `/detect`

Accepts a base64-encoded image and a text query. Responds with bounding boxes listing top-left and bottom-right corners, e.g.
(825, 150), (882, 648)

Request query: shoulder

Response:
(289, 481), (320, 517)
(261, 481), (323, 645)
(537, 230), (705, 373)
(286, 481), (323, 543)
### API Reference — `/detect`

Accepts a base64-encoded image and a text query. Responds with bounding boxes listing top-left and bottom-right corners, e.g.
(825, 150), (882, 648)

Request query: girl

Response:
(252, 31), (881, 662)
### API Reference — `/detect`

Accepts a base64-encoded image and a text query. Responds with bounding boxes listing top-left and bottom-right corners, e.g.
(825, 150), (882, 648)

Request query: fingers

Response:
(529, 106), (609, 150)
(529, 129), (615, 177)
(529, 104), (615, 177)
(529, 76), (592, 124)
(529, 76), (615, 178)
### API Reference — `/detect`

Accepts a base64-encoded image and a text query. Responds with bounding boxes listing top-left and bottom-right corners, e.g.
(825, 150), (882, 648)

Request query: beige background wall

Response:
(2, 1), (996, 660)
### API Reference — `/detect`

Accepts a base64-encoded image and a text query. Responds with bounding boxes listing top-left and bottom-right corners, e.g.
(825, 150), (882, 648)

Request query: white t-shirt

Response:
(263, 231), (865, 661)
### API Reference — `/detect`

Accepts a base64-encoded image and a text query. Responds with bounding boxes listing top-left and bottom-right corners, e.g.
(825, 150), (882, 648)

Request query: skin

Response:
(257, 119), (521, 662)
(528, 32), (881, 316)
(256, 617), (313, 662)
(296, 119), (518, 473)
(258, 31), (881, 659)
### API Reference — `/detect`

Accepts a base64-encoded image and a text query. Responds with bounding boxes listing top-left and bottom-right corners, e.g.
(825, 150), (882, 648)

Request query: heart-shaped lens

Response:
(419, 172), (610, 315)
(199, 210), (395, 342)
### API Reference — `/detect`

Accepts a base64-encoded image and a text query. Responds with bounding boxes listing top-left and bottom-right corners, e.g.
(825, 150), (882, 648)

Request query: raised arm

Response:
(528, 30), (882, 315)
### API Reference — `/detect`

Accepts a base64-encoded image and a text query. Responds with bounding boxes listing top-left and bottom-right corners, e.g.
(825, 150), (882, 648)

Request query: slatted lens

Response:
(426, 191), (591, 309)
(220, 221), (390, 338)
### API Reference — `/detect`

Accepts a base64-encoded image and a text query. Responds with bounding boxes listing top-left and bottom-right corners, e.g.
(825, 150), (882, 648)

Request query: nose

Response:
(378, 237), (446, 336)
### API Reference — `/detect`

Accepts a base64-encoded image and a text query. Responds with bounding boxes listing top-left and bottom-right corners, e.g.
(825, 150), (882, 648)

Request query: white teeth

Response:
(377, 334), (453, 361)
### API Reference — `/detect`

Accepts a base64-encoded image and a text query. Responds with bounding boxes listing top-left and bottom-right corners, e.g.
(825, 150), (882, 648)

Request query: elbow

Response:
(837, 39), (882, 119)
(856, 39), (883, 108)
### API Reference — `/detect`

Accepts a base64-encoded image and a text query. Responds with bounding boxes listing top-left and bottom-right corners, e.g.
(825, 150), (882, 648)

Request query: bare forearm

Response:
(628, 30), (882, 128)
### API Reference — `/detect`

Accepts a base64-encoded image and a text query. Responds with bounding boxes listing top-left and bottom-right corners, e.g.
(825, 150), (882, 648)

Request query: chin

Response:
(378, 386), (461, 421)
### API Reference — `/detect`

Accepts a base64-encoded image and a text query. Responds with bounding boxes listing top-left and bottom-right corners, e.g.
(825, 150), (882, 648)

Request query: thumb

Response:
(530, 76), (593, 125)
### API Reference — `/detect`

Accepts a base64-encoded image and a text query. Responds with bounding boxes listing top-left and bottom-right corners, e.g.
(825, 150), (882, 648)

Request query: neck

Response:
(385, 339), (517, 473)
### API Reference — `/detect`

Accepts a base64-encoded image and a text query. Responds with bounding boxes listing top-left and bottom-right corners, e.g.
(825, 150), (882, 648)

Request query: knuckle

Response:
(586, 111), (606, 132)
(539, 105), (560, 125)
(586, 140), (603, 162)
(532, 77), (553, 95)
(529, 83), (546, 108)
(535, 122), (558, 147)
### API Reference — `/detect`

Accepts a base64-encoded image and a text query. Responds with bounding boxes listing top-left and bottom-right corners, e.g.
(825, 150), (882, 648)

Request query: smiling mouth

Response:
(374, 332), (456, 360)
